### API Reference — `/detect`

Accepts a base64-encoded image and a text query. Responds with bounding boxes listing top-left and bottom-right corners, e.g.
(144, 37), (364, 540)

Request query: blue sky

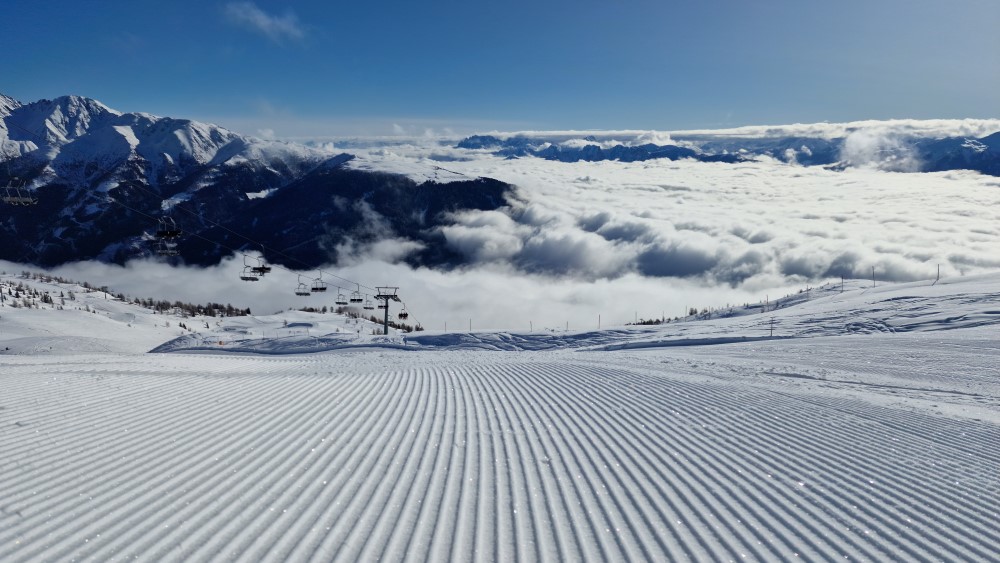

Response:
(3, 0), (998, 137)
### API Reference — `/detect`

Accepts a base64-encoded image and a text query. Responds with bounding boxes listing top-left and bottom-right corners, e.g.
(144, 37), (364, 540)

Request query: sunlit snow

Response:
(0, 269), (997, 561)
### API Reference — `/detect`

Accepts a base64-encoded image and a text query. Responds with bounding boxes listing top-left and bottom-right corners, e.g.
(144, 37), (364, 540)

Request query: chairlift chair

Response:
(243, 255), (265, 280)
(335, 288), (349, 306)
(398, 309), (409, 320)
(155, 217), (182, 239)
(363, 298), (375, 310)
(349, 285), (363, 303)
(3, 194), (37, 206)
(250, 246), (272, 275)
(311, 273), (328, 292)
(2, 178), (38, 206)
(156, 240), (179, 257)
(3, 192), (37, 206)
(377, 301), (386, 310)
(250, 259), (271, 276)
(294, 274), (311, 296)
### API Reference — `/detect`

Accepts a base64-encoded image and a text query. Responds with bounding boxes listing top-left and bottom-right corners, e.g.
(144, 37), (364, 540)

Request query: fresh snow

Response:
(0, 94), (333, 192)
(112, 125), (140, 151)
(0, 271), (998, 561)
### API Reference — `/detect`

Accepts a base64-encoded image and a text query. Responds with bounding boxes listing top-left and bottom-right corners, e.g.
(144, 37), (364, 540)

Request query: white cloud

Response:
(439, 210), (529, 263)
(344, 140), (1000, 293)
(7, 121), (1000, 332)
(633, 131), (674, 145)
(334, 237), (425, 265)
(839, 130), (921, 172)
(224, 2), (305, 43)
(466, 119), (1000, 144)
(667, 119), (1000, 140)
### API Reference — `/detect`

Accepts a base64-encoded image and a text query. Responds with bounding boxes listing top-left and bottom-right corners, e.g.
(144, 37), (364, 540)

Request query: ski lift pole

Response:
(374, 286), (400, 336)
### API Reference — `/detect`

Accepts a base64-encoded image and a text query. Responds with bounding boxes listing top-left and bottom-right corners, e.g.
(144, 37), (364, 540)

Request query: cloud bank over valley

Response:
(348, 135), (1000, 286)
(15, 118), (998, 331)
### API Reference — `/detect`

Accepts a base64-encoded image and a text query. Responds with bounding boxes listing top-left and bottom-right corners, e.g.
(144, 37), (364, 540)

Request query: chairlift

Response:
(2, 177), (38, 206)
(334, 287), (348, 306)
(294, 274), (311, 296)
(250, 251), (271, 276)
(398, 308), (409, 320)
(349, 284), (363, 303)
(155, 217), (182, 239)
(363, 297), (374, 310)
(377, 301), (386, 310)
(242, 255), (265, 281)
(249, 246), (271, 275)
(156, 240), (179, 257)
(311, 272), (328, 293)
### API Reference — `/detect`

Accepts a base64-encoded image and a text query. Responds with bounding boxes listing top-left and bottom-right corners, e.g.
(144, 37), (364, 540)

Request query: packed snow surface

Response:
(1, 272), (998, 561)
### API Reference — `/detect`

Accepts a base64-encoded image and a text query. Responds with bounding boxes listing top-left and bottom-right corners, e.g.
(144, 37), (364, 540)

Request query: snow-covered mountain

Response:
(4, 95), (999, 287)
(0, 94), (513, 268)
(0, 94), (323, 185)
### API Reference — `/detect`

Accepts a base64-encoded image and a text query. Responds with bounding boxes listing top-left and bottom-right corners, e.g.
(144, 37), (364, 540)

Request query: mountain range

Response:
(456, 129), (1000, 174)
(0, 94), (511, 268)
(2, 94), (998, 272)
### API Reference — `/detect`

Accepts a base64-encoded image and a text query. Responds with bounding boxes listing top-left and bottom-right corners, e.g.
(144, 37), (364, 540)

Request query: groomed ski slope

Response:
(1, 275), (999, 561)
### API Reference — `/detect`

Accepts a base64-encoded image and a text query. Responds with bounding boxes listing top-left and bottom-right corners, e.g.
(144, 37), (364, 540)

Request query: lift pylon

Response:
(374, 286), (401, 335)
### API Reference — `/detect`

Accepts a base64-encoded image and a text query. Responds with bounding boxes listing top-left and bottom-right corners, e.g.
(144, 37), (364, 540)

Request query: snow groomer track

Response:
(2, 342), (998, 562)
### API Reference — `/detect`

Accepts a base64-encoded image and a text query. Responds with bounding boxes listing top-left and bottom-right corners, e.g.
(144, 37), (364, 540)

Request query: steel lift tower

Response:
(374, 287), (401, 335)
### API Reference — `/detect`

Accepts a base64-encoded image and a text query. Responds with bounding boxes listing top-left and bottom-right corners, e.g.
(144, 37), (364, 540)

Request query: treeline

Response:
(137, 298), (251, 317)
(2, 270), (251, 317)
(331, 307), (423, 332)
(0, 280), (61, 309)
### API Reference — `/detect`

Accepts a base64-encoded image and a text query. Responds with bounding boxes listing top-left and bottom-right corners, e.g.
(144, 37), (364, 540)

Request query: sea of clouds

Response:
(11, 120), (1000, 331)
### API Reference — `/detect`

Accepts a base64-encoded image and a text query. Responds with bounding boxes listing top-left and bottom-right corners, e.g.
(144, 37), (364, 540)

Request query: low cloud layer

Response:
(4, 258), (785, 332)
(7, 122), (1000, 331)
(838, 130), (921, 172)
(346, 139), (1000, 292)
(468, 119), (1000, 144)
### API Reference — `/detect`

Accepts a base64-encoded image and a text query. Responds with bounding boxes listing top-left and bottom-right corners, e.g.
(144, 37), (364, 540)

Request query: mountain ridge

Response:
(0, 94), (515, 269)
(455, 125), (1000, 174)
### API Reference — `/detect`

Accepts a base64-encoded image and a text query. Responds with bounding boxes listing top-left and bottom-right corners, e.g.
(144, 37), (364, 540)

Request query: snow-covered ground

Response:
(1, 271), (998, 561)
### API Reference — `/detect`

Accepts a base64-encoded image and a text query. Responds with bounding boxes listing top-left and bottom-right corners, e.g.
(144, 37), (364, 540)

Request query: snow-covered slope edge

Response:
(0, 271), (402, 355)
(3, 268), (997, 356)
(2, 294), (997, 561)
